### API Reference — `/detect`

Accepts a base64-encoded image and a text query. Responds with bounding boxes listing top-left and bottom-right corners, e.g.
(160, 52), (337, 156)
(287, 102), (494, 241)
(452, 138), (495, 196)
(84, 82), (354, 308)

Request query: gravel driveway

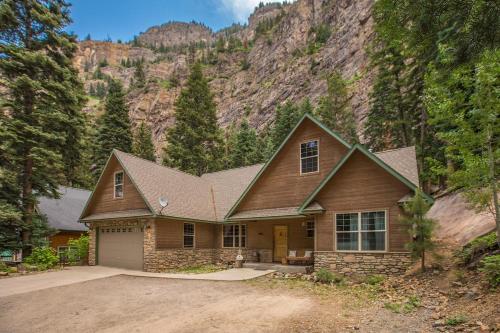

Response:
(0, 275), (311, 333)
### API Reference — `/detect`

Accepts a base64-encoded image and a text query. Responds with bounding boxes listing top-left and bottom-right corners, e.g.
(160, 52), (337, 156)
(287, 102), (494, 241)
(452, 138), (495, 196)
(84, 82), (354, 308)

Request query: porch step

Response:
(243, 262), (312, 274)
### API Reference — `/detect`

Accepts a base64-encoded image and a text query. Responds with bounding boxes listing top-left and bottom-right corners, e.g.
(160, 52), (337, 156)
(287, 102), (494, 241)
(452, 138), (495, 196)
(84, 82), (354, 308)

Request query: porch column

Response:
(238, 222), (242, 256)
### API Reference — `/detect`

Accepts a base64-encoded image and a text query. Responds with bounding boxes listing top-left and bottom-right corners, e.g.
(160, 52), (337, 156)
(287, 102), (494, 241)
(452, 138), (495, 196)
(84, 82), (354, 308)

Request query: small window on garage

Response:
(114, 171), (124, 198)
(184, 223), (195, 248)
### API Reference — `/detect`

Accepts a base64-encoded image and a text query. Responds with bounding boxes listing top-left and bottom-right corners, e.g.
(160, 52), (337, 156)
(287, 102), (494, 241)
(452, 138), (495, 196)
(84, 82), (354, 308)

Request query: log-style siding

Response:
(155, 219), (215, 249)
(236, 118), (349, 212)
(49, 231), (85, 251)
(87, 156), (148, 215)
(314, 150), (412, 252)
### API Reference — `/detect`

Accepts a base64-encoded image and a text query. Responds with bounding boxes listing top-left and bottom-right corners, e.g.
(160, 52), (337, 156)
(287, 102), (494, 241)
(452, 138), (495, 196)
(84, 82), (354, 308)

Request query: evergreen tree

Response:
(400, 189), (436, 272)
(0, 0), (86, 253)
(163, 63), (224, 175)
(84, 33), (91, 41)
(132, 122), (156, 161)
(315, 71), (358, 143)
(216, 36), (225, 53)
(265, 100), (305, 158)
(133, 61), (146, 88)
(95, 80), (133, 173)
(229, 119), (262, 168)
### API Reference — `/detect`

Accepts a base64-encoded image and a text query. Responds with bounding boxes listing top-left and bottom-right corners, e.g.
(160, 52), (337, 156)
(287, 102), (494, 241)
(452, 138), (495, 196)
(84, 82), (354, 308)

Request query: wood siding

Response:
(49, 231), (85, 250)
(235, 118), (349, 212)
(86, 156), (148, 216)
(314, 150), (412, 252)
(215, 219), (314, 251)
(155, 219), (215, 249)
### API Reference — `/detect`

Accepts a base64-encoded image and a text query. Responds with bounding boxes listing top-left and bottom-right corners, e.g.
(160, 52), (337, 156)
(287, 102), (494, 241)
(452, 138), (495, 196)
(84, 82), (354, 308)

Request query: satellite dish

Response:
(159, 196), (168, 208)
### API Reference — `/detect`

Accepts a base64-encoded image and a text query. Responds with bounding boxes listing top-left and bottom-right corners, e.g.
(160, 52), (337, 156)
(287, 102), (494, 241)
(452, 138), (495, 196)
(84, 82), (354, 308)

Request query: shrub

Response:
(0, 261), (8, 272)
(316, 268), (343, 284)
(67, 235), (89, 265)
(365, 275), (384, 285)
(479, 255), (500, 287)
(24, 247), (59, 270)
(445, 315), (467, 326)
(457, 232), (497, 265)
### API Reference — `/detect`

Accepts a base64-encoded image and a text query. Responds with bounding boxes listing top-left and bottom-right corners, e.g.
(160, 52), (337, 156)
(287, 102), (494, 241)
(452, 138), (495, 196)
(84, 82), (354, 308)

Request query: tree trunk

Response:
(21, 154), (34, 257)
(421, 249), (425, 272)
(487, 128), (500, 245)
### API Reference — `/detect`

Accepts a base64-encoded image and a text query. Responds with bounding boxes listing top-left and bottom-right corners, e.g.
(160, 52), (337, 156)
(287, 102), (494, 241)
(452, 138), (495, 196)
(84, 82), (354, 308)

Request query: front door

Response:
(273, 225), (288, 262)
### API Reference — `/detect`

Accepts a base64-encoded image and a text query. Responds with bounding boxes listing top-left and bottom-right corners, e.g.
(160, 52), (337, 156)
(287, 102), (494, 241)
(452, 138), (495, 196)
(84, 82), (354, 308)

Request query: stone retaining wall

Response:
(314, 251), (413, 275)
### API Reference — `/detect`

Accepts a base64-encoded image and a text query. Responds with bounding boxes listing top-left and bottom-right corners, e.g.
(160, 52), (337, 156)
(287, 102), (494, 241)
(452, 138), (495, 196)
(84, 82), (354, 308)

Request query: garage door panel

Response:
(98, 226), (143, 270)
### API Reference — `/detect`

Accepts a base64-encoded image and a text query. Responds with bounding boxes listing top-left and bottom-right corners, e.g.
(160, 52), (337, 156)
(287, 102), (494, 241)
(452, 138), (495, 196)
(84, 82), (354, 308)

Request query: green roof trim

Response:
(298, 144), (434, 213)
(224, 113), (351, 220)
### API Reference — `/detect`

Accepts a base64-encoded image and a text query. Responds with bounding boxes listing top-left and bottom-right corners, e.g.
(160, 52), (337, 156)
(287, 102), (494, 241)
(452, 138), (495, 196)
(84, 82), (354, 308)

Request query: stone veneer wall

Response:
(314, 251), (413, 275)
(88, 226), (97, 266)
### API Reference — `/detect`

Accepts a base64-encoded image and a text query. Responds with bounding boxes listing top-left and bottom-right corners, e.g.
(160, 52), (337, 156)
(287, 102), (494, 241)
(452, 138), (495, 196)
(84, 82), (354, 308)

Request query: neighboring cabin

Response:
(37, 186), (90, 258)
(80, 114), (431, 275)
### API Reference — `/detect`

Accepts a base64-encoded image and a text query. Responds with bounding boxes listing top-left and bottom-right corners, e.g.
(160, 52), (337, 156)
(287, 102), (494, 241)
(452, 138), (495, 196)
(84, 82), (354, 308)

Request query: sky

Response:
(67, 0), (278, 41)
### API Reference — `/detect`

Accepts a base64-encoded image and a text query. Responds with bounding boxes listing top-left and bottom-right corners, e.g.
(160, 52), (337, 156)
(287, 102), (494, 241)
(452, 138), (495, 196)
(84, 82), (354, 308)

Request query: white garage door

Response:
(98, 225), (144, 270)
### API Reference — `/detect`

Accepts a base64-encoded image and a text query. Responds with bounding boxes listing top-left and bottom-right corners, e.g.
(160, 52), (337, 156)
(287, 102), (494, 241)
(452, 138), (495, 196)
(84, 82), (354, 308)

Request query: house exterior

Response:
(80, 114), (432, 275)
(37, 186), (90, 257)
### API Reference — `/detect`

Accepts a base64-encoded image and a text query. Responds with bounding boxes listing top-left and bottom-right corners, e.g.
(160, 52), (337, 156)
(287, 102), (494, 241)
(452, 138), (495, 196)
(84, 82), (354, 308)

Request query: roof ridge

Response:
(375, 146), (415, 154)
(114, 149), (208, 182)
(201, 163), (264, 176)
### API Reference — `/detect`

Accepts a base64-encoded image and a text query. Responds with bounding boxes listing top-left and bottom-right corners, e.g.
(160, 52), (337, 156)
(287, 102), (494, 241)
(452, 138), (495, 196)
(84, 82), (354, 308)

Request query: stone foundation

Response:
(314, 251), (413, 276)
(145, 248), (217, 272)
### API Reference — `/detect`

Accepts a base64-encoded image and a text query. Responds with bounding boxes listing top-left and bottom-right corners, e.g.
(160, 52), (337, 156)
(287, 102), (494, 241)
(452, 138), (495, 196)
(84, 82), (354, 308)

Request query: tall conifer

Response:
(133, 122), (156, 161)
(163, 63), (223, 175)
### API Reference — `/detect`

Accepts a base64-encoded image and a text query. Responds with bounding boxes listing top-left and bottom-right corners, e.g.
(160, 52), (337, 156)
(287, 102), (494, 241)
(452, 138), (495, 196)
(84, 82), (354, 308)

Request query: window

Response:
(223, 224), (247, 248)
(336, 211), (386, 252)
(300, 140), (319, 174)
(57, 246), (77, 260)
(183, 223), (195, 248)
(306, 218), (315, 238)
(114, 171), (124, 198)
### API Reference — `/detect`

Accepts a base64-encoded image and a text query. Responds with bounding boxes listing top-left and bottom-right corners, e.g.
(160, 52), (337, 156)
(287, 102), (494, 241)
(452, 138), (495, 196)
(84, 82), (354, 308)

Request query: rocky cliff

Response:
(75, 0), (375, 155)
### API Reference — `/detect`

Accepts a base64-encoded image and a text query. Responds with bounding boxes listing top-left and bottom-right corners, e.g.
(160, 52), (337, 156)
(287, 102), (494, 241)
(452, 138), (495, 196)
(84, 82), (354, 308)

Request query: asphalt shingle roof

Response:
(83, 144), (419, 222)
(38, 186), (90, 231)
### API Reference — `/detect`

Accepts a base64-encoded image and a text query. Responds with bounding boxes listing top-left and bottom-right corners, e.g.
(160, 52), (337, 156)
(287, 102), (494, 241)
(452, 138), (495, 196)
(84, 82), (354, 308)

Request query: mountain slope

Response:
(74, 0), (375, 154)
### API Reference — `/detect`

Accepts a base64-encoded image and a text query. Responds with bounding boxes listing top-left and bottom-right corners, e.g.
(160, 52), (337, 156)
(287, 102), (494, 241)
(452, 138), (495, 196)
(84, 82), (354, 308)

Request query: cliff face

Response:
(75, 0), (375, 155)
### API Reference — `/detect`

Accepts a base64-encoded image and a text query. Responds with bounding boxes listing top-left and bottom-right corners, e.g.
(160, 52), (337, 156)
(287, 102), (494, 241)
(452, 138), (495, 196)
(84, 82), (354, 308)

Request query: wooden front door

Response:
(273, 225), (288, 262)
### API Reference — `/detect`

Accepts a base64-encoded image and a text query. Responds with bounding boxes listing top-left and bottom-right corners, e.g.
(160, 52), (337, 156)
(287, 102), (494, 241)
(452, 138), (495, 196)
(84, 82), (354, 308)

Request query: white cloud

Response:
(218, 0), (280, 23)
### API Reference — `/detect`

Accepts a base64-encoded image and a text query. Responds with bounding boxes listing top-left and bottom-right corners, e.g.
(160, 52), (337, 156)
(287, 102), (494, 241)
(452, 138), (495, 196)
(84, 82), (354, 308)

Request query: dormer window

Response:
(114, 171), (124, 198)
(300, 140), (319, 174)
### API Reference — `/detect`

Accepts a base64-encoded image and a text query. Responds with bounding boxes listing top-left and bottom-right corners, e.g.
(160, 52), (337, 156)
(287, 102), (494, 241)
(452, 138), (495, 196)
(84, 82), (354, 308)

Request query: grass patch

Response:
(445, 314), (468, 326)
(167, 264), (225, 274)
(384, 295), (421, 314)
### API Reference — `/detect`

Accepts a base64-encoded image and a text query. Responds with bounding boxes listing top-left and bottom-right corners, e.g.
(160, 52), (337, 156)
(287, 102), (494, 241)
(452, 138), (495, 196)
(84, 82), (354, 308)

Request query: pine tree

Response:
(163, 63), (224, 176)
(133, 61), (146, 88)
(84, 33), (91, 41)
(95, 80), (133, 173)
(230, 119), (261, 168)
(0, 0), (86, 253)
(315, 71), (358, 143)
(400, 189), (436, 272)
(133, 122), (156, 161)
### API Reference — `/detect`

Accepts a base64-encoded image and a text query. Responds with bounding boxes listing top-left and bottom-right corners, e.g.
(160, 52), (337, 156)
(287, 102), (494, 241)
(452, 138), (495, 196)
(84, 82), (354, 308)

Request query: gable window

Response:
(300, 140), (319, 174)
(306, 218), (315, 238)
(183, 223), (195, 248)
(114, 171), (124, 198)
(336, 211), (386, 252)
(223, 224), (246, 248)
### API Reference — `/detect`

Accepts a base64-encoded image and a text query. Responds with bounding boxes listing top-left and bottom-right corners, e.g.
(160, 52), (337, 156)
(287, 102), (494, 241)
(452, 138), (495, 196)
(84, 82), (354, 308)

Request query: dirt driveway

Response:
(0, 275), (312, 333)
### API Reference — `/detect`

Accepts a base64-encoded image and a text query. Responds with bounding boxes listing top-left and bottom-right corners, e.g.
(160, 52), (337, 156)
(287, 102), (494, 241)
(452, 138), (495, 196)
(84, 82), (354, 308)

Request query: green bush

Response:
(24, 247), (59, 270)
(479, 254), (500, 287)
(457, 232), (497, 264)
(316, 268), (343, 284)
(67, 235), (89, 265)
(0, 261), (8, 272)
(445, 315), (467, 326)
(365, 275), (384, 285)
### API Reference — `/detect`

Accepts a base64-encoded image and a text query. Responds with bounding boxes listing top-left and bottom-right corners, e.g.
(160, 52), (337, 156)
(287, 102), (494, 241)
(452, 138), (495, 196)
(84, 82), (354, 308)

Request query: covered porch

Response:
(222, 206), (322, 265)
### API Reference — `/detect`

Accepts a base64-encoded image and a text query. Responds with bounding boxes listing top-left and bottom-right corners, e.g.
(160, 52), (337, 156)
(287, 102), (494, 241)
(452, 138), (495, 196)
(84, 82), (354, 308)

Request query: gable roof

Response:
(299, 144), (433, 213)
(224, 113), (352, 219)
(38, 186), (90, 231)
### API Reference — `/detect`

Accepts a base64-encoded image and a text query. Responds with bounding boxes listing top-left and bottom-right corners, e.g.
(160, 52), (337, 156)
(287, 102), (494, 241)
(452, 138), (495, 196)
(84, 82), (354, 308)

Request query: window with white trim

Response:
(183, 223), (195, 248)
(300, 140), (319, 174)
(223, 224), (246, 248)
(336, 211), (386, 251)
(306, 218), (315, 238)
(114, 171), (124, 198)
